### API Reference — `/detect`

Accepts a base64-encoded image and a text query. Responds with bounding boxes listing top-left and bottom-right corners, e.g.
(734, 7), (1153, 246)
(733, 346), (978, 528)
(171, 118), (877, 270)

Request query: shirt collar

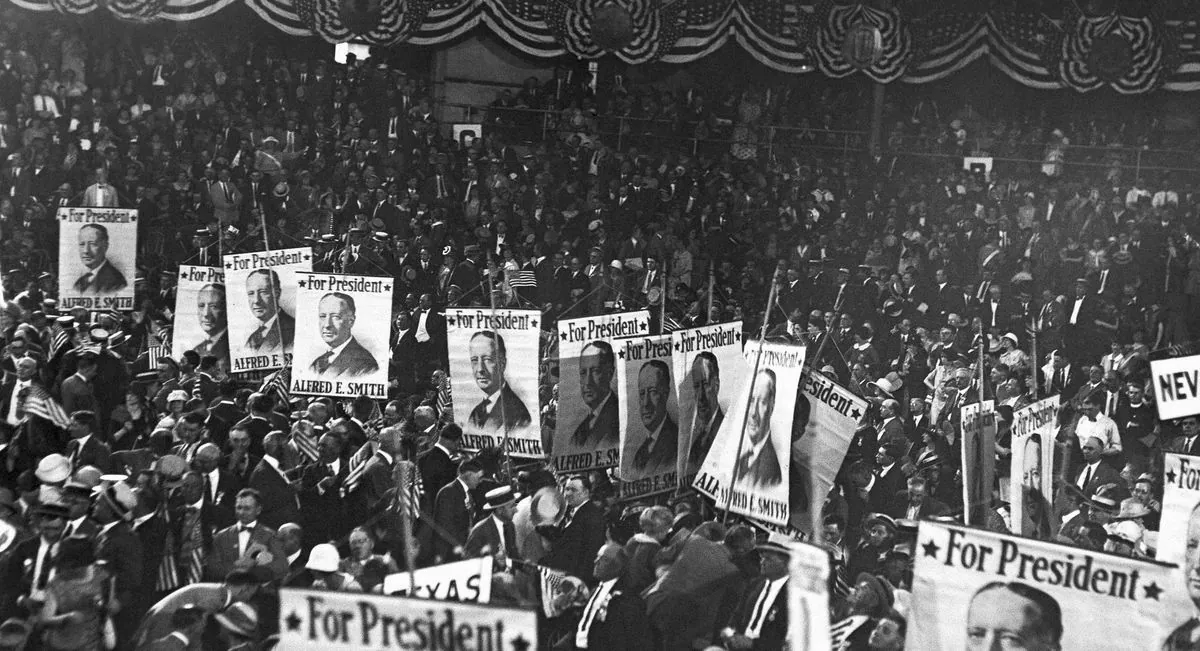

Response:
(326, 337), (354, 359)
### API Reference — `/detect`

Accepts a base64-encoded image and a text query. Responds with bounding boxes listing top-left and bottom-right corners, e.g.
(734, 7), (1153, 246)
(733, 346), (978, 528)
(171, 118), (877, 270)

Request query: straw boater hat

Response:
(482, 486), (519, 511)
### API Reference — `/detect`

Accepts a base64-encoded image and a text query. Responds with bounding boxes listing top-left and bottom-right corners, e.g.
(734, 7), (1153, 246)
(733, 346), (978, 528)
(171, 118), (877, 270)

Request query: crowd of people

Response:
(0, 6), (1197, 651)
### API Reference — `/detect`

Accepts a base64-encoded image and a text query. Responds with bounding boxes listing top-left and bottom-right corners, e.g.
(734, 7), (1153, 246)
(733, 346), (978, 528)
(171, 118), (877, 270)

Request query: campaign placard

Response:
(693, 342), (806, 526)
(290, 272), (392, 399)
(672, 321), (746, 489)
(223, 247), (313, 374)
(1151, 354), (1200, 421)
(171, 265), (228, 365)
(381, 557), (493, 603)
(790, 370), (867, 535)
(551, 311), (651, 473)
(1158, 453), (1200, 568)
(279, 588), (537, 651)
(617, 334), (678, 500)
(789, 542), (832, 651)
(1009, 396), (1059, 537)
(446, 309), (542, 458)
(57, 207), (138, 311)
(910, 522), (1193, 651)
(961, 400), (997, 527)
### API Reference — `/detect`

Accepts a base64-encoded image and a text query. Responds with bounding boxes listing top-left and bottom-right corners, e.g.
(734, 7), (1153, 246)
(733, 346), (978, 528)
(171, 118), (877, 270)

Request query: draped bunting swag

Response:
(10, 0), (1200, 92)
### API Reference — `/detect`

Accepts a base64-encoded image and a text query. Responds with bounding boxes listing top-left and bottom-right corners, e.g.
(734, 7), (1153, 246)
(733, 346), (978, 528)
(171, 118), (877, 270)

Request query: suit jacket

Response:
(358, 451), (395, 513)
(203, 468), (240, 531)
(432, 479), (476, 562)
(467, 384), (532, 432)
(66, 435), (111, 473)
(310, 337), (379, 378)
(571, 393), (620, 449)
(462, 515), (520, 563)
(1072, 461), (1121, 498)
(59, 373), (96, 414)
(204, 522), (288, 582)
(191, 332), (229, 361)
(247, 457), (300, 530)
(632, 417), (678, 472)
(417, 446), (456, 506)
(96, 520), (143, 600)
(727, 577), (789, 651)
(208, 181), (242, 223)
(738, 437), (783, 488)
(299, 460), (352, 547)
(887, 493), (951, 520)
(583, 587), (653, 651)
(74, 261), (127, 293)
(542, 500), (606, 584)
(245, 311), (296, 353)
(1167, 435), (1200, 457)
(688, 408), (724, 467)
(868, 464), (907, 513)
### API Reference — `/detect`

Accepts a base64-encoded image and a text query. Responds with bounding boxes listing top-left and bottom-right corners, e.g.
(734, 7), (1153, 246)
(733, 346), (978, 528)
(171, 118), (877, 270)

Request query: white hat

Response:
(167, 390), (189, 403)
(305, 543), (341, 572)
(35, 454), (71, 484)
(99, 482), (138, 521)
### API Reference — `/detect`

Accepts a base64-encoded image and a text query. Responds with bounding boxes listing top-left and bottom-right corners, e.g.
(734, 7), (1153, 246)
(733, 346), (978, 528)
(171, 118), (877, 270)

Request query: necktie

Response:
(1080, 464), (1092, 490)
(224, 182), (231, 202)
(746, 582), (773, 634)
(204, 474), (214, 504)
(314, 351), (334, 373)
(249, 326), (267, 349)
(35, 542), (54, 589)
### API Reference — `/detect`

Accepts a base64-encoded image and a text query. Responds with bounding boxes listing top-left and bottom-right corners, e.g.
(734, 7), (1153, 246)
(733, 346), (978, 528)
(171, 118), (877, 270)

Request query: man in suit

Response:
(721, 539), (790, 651)
(1073, 436), (1121, 499)
(92, 482), (144, 645)
(6, 502), (68, 610)
(191, 283), (229, 361)
(358, 426), (402, 514)
(1168, 415), (1200, 457)
(309, 292), (379, 378)
(279, 523), (313, 587)
(541, 474), (607, 585)
(74, 223), (127, 293)
(571, 341), (620, 449)
(66, 410), (111, 473)
(1063, 279), (1102, 360)
(979, 283), (1017, 332)
(462, 485), (520, 566)
(205, 488), (288, 582)
(465, 331), (532, 433)
(574, 543), (652, 650)
(868, 441), (909, 514)
(209, 167), (242, 225)
(629, 360), (677, 472)
(877, 399), (906, 451)
(887, 474), (950, 520)
(431, 459), (483, 563)
(687, 352), (724, 468)
(243, 269), (296, 356)
(1042, 350), (1085, 400)
(1, 356), (41, 434)
(735, 369), (783, 489)
(299, 433), (351, 548)
(248, 431), (300, 531)
(417, 423), (461, 507)
(194, 443), (239, 532)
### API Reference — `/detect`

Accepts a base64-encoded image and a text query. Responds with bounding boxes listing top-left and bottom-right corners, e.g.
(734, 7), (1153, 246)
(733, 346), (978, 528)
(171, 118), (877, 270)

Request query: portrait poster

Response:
(961, 400), (997, 527)
(1009, 396), (1059, 537)
(790, 370), (867, 536)
(551, 311), (651, 473)
(223, 248), (313, 374)
(617, 334), (678, 500)
(693, 342), (806, 527)
(171, 265), (228, 366)
(910, 521), (1192, 651)
(789, 542), (831, 651)
(671, 321), (746, 489)
(290, 272), (392, 399)
(1157, 453), (1200, 567)
(446, 308), (542, 458)
(57, 207), (138, 311)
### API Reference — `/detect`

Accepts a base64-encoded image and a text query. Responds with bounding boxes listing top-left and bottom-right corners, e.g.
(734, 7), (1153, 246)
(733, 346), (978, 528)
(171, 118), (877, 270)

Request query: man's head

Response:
(1023, 435), (1042, 487)
(78, 224), (110, 270)
(197, 283), (227, 336)
(317, 433), (342, 464)
(457, 459), (483, 490)
(1182, 415), (1200, 440)
(15, 356), (37, 381)
(691, 352), (720, 425)
(1185, 501), (1200, 607)
(194, 443), (221, 473)
(747, 369), (777, 445)
(639, 505), (673, 542)
(234, 488), (262, 525)
(637, 360), (670, 432)
(229, 426), (251, 457)
(318, 292), (356, 348)
(469, 331), (507, 396)
(966, 582), (1063, 651)
(758, 546), (790, 580)
(906, 475), (928, 505)
(1080, 436), (1103, 464)
(246, 269), (283, 323)
(176, 412), (205, 444)
(593, 543), (627, 583)
(563, 474), (591, 508)
(578, 341), (615, 409)
(69, 410), (97, 440)
(278, 523), (303, 555)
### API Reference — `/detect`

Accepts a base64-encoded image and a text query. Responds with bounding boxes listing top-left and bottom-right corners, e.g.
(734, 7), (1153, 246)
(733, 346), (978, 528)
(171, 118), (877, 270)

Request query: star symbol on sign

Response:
(531, 320), (538, 327)
(446, 317), (456, 326)
(285, 611), (302, 631)
(225, 261), (233, 269)
(674, 342), (681, 351)
(129, 215), (137, 222)
(297, 280), (306, 288)
(1166, 469), (1177, 485)
(383, 284), (391, 291)
(735, 331), (742, 341)
(560, 331), (568, 341)
(921, 539), (941, 558)
(510, 635), (531, 651)
(303, 253), (311, 261)
(617, 349), (625, 359)
(851, 408), (862, 420)
(1144, 582), (1163, 601)
(639, 322), (648, 332)
(180, 272), (188, 280)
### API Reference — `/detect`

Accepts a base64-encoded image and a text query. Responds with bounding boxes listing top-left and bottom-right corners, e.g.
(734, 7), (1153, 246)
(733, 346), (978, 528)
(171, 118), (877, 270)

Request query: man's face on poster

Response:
(78, 225), (108, 270)
(318, 295), (355, 348)
(638, 363), (668, 432)
(578, 343), (613, 409)
(692, 356), (719, 425)
(747, 370), (776, 445)
(1186, 505), (1200, 607)
(246, 271), (281, 322)
(1023, 438), (1042, 487)
(197, 285), (226, 336)
(469, 334), (504, 396)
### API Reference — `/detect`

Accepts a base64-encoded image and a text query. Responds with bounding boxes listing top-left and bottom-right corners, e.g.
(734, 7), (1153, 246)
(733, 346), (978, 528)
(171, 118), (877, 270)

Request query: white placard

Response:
(1151, 354), (1200, 421)
(381, 557), (493, 604)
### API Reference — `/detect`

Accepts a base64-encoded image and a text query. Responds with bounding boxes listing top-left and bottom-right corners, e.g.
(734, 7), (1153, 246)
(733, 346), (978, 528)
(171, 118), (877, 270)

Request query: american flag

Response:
(436, 376), (453, 418)
(509, 269), (537, 288)
(661, 315), (683, 333)
(20, 385), (71, 429)
(537, 565), (573, 617)
(154, 531), (180, 592)
(260, 367), (292, 407)
(830, 615), (871, 651)
(49, 324), (72, 359)
(293, 429), (320, 464)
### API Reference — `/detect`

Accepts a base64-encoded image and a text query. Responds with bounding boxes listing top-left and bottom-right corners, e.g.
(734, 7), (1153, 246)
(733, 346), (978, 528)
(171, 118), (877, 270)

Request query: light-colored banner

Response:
(1151, 354), (1200, 421)
(171, 265), (227, 365)
(961, 400), (997, 527)
(694, 342), (806, 526)
(278, 587), (537, 650)
(57, 207), (138, 311)
(617, 334), (678, 500)
(671, 321), (746, 489)
(789, 542), (832, 651)
(551, 311), (651, 473)
(381, 557), (493, 604)
(910, 521), (1192, 651)
(223, 247), (313, 373)
(790, 370), (867, 535)
(1009, 396), (1060, 537)
(290, 272), (392, 399)
(1158, 453), (1200, 568)
(446, 309), (542, 458)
